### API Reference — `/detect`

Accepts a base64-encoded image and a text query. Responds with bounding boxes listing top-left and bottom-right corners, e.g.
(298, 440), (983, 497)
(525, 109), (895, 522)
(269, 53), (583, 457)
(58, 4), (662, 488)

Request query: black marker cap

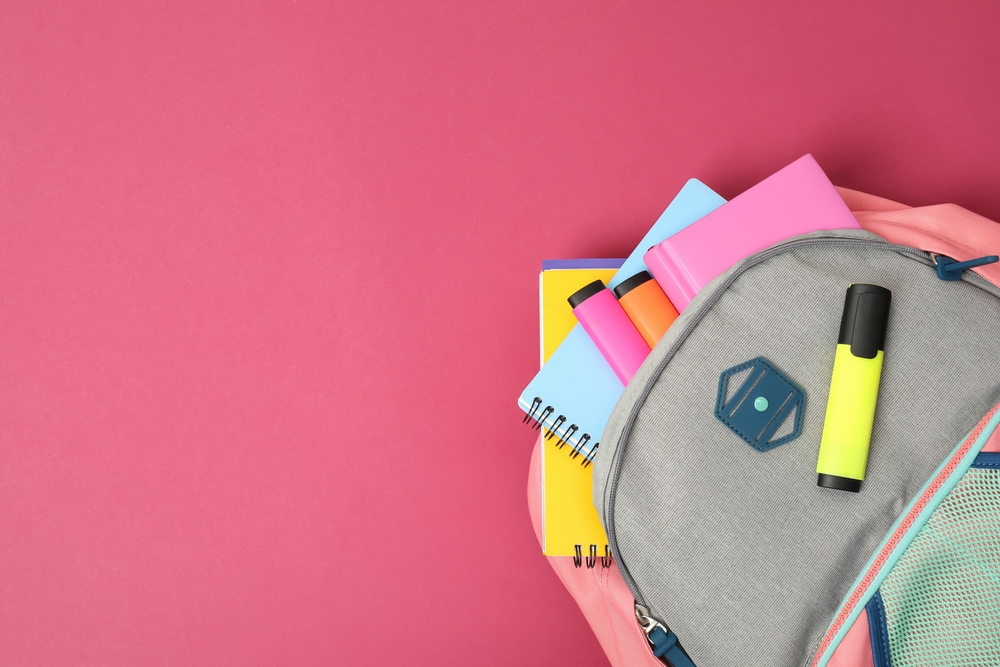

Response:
(567, 280), (606, 309)
(818, 473), (862, 493)
(612, 271), (654, 299)
(838, 284), (892, 359)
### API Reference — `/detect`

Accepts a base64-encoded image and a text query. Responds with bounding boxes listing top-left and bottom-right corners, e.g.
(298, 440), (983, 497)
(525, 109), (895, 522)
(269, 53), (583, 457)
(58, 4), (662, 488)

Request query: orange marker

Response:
(612, 271), (678, 347)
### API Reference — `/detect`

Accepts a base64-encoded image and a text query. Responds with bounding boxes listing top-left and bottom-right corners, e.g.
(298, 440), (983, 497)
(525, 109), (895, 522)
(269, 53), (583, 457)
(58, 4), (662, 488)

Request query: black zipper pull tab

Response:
(635, 604), (697, 667)
(933, 253), (999, 281)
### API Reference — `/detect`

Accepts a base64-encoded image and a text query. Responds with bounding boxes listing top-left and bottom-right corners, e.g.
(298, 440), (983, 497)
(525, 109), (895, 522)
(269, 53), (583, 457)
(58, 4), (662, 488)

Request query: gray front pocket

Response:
(594, 230), (1000, 667)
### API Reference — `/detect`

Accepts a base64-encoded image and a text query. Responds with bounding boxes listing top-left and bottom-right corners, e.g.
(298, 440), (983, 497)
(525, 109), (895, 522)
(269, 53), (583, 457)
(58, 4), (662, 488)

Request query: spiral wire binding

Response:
(523, 396), (599, 467)
(522, 397), (542, 423)
(572, 544), (613, 569)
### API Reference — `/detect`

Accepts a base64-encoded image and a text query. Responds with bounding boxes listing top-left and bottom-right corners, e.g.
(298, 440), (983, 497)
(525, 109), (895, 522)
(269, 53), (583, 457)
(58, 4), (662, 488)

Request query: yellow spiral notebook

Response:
(538, 260), (619, 562)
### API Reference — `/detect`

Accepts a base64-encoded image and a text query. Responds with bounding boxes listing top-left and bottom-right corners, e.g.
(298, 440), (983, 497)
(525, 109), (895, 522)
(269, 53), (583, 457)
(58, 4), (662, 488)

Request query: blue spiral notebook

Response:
(518, 178), (726, 464)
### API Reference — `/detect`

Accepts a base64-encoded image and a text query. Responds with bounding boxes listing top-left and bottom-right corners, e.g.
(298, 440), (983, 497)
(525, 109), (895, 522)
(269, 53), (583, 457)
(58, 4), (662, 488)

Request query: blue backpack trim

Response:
(971, 451), (1000, 469)
(866, 590), (892, 667)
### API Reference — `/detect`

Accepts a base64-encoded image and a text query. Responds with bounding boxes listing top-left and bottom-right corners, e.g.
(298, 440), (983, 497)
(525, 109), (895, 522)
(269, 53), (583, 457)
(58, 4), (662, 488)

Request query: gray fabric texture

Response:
(593, 229), (1000, 667)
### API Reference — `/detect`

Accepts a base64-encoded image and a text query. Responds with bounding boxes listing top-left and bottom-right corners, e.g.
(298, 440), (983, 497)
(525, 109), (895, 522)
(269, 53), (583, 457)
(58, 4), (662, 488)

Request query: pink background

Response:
(2, 2), (1000, 665)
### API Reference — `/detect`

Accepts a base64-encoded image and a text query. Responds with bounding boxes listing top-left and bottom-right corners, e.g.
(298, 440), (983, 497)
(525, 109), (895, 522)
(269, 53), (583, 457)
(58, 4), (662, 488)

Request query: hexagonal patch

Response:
(715, 357), (805, 452)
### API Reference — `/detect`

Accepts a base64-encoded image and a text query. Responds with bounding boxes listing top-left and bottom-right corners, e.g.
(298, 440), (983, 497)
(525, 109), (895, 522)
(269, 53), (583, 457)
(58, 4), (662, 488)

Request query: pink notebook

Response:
(643, 154), (860, 311)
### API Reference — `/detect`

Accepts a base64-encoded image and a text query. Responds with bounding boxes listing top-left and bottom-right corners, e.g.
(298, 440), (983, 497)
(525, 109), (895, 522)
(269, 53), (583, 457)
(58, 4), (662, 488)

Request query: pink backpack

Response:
(527, 187), (1000, 667)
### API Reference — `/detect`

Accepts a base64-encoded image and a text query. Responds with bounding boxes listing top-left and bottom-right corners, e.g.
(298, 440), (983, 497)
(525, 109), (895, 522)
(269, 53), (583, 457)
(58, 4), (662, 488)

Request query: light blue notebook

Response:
(519, 179), (726, 464)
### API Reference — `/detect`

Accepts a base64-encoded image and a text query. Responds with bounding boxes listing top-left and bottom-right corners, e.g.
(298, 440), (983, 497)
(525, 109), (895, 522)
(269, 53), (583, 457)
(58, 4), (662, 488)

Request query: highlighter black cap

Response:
(817, 473), (862, 493)
(567, 280), (606, 309)
(838, 284), (892, 359)
(612, 271), (654, 299)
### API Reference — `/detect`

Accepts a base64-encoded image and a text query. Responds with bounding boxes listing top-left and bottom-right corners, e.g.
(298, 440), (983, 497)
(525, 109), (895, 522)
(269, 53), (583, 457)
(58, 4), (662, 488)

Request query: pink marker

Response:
(568, 280), (651, 385)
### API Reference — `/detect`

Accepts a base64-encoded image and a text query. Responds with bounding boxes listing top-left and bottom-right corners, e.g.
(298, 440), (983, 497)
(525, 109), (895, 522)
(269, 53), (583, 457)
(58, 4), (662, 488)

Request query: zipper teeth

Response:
(603, 235), (1000, 604)
(809, 402), (999, 666)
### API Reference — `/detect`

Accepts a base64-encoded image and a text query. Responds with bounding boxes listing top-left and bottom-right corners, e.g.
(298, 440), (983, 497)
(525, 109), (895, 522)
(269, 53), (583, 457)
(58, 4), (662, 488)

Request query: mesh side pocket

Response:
(879, 467), (1000, 666)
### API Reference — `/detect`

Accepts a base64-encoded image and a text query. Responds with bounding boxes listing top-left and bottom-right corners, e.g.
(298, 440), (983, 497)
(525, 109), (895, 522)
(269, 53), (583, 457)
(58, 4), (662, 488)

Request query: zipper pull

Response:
(933, 253), (999, 281)
(635, 604), (698, 667)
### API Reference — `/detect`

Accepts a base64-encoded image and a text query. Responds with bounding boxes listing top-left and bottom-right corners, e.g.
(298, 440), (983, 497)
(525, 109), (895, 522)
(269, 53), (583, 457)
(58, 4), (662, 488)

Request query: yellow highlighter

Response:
(817, 284), (892, 493)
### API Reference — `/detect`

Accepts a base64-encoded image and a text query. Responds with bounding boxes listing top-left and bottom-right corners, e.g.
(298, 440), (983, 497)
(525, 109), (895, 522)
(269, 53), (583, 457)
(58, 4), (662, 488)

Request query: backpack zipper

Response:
(635, 603), (697, 667)
(602, 233), (1000, 653)
(809, 403), (1000, 666)
(931, 252), (999, 280)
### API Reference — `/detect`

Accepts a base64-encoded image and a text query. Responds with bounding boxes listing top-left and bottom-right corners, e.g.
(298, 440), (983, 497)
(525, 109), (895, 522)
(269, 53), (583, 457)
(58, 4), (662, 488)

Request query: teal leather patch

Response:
(716, 357), (805, 452)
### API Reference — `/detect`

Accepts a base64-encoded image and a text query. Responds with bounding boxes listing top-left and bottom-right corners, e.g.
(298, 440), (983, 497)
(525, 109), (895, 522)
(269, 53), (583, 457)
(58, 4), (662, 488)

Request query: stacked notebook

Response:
(537, 260), (621, 561)
(519, 178), (727, 463)
(643, 154), (861, 311)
